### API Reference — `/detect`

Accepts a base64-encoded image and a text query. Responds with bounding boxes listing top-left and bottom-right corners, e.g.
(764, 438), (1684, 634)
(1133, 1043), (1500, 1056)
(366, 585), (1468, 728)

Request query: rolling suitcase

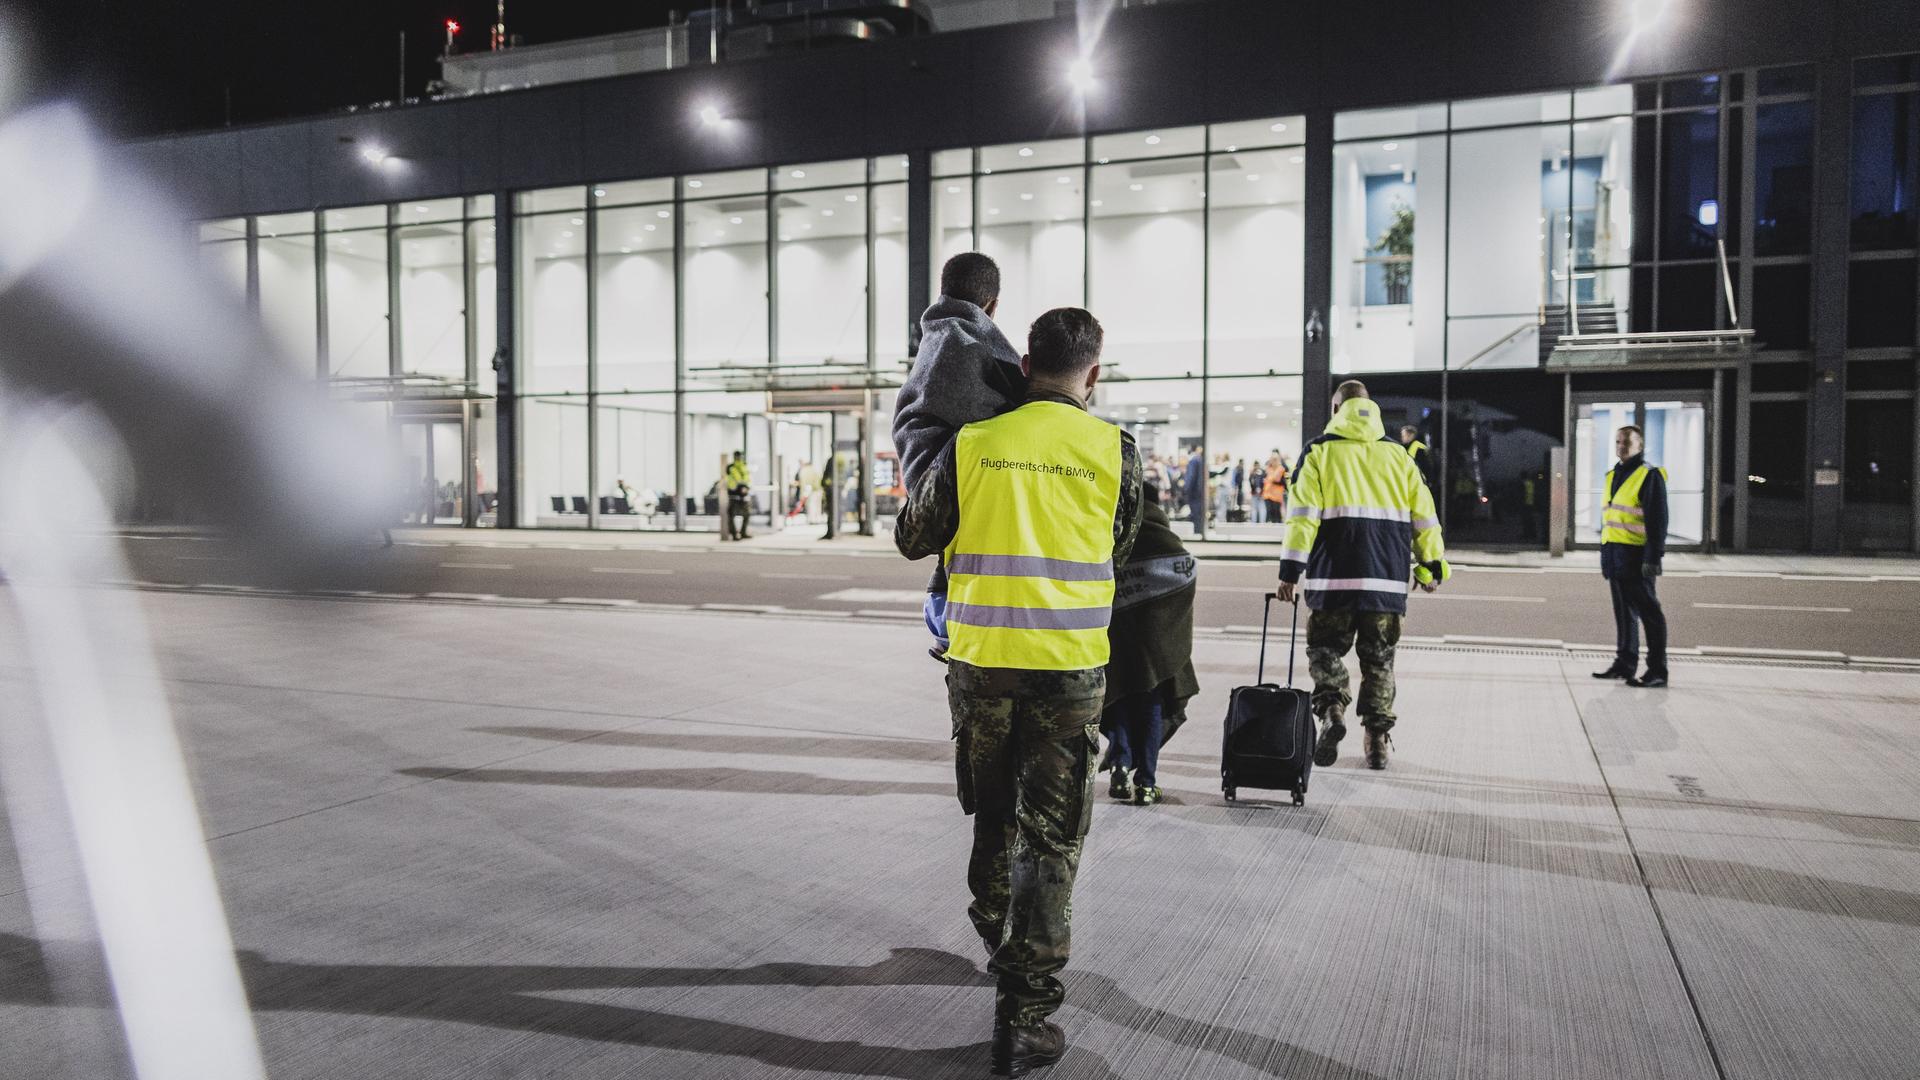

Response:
(1222, 593), (1314, 806)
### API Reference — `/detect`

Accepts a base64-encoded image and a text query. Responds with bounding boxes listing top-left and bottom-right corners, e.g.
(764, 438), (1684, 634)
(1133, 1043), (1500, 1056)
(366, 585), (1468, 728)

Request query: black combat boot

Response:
(1312, 710), (1346, 767)
(991, 1019), (1065, 1077)
(1107, 767), (1134, 802)
(1364, 728), (1392, 770)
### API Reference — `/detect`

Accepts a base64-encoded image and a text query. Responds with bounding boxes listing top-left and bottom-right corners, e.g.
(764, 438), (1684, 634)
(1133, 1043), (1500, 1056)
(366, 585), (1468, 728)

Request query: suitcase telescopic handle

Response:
(1259, 592), (1301, 687)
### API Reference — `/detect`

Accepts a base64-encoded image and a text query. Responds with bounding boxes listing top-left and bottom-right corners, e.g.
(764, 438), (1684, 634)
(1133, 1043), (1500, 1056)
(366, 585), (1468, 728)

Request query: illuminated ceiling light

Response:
(656, 209), (671, 218)
(1090, 199), (1104, 207)
(1233, 405), (1245, 412)
(698, 103), (724, 127)
(1389, 162), (1403, 170)
(569, 217), (583, 225)
(593, 188), (607, 197)
(1248, 173), (1261, 181)
(845, 193), (859, 202)
(1056, 175), (1071, 184)
(1098, 157), (1110, 164)
(687, 179), (704, 189)
(1129, 183), (1144, 191)
(1066, 58), (1096, 95)
(1136, 407), (1150, 414)
(822, 208), (835, 217)
(413, 204), (429, 213)
(790, 169), (807, 179)
(1225, 144), (1238, 152)
(981, 167), (993, 174)
(644, 224), (657, 231)
(1020, 192), (1035, 201)
(620, 247), (633, 254)
(728, 216), (743, 224)
(1018, 146), (1035, 158)
(1289, 155), (1304, 164)
(1145, 134), (1162, 145)
(359, 145), (390, 165)
(1382, 142), (1399, 151)
(1269, 121), (1288, 132)
(561, 230), (575, 238)
(779, 235), (791, 242)
(946, 185), (962, 194)
(1257, 412), (1269, 420)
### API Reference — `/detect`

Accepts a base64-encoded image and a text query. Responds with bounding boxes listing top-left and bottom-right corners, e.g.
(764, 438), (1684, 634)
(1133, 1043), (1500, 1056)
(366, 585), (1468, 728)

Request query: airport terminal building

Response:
(136, 0), (1920, 553)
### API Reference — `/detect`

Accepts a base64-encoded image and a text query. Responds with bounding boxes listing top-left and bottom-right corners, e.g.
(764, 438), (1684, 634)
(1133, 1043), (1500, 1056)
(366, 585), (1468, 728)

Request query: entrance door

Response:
(397, 418), (469, 526)
(1571, 393), (1711, 548)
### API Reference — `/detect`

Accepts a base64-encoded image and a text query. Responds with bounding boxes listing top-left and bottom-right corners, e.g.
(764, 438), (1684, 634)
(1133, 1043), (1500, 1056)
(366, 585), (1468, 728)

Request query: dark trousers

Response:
(1101, 689), (1165, 788)
(725, 492), (751, 539)
(950, 666), (1103, 1027)
(1608, 572), (1668, 676)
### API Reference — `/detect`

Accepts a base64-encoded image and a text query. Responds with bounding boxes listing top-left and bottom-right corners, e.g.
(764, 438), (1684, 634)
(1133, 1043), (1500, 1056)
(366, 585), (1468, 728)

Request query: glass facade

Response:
(185, 58), (1920, 552)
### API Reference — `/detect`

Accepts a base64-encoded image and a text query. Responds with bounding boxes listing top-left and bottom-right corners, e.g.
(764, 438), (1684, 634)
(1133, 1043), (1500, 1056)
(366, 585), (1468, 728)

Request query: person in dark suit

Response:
(1592, 425), (1670, 688)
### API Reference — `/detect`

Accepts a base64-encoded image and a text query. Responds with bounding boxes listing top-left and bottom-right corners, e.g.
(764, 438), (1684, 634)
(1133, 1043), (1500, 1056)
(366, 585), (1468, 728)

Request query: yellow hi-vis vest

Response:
(944, 400), (1123, 671)
(1602, 463), (1668, 546)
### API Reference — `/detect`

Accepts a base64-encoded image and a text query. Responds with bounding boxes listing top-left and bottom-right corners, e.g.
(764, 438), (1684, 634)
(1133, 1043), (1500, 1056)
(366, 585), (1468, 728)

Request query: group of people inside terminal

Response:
(890, 252), (1669, 1076)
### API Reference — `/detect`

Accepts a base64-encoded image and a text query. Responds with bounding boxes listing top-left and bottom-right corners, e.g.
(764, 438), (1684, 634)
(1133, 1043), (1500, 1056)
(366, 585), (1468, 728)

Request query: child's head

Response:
(940, 252), (1001, 313)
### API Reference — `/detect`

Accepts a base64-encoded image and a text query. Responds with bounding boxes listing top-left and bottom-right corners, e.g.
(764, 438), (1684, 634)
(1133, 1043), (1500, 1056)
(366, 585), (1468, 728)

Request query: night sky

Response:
(10, 1), (688, 136)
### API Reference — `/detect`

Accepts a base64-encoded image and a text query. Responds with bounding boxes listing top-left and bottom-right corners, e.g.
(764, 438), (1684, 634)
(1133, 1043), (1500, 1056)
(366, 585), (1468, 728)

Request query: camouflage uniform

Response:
(1305, 609), (1400, 731)
(948, 662), (1104, 1026)
(895, 389), (1145, 1029)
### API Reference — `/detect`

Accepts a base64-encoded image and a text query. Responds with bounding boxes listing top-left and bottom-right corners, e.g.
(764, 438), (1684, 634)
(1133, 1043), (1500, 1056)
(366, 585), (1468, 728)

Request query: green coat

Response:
(1100, 498), (1199, 752)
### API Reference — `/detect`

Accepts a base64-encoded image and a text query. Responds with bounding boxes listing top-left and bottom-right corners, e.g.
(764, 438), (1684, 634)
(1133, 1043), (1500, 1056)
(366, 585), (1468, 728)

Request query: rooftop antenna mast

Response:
(490, 0), (508, 51)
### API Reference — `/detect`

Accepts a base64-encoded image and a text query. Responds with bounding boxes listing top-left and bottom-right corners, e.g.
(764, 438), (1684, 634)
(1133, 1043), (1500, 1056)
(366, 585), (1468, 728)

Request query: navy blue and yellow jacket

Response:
(1278, 398), (1449, 615)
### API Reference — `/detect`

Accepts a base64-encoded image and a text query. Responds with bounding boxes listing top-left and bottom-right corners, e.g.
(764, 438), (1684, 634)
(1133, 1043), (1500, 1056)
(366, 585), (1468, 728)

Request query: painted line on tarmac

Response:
(590, 567), (674, 575)
(760, 572), (854, 581)
(174, 555), (233, 561)
(1693, 602), (1852, 613)
(439, 561), (514, 570)
(817, 588), (926, 604)
(700, 603), (786, 613)
(1696, 644), (1849, 660)
(424, 592), (501, 601)
(1413, 593), (1547, 603)
(1781, 574), (1875, 582)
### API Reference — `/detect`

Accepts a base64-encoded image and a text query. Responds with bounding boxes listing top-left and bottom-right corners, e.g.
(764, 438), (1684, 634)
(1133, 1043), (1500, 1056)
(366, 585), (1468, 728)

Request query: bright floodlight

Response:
(697, 103), (723, 127)
(359, 144), (389, 165)
(1630, 0), (1672, 29)
(1067, 58), (1096, 95)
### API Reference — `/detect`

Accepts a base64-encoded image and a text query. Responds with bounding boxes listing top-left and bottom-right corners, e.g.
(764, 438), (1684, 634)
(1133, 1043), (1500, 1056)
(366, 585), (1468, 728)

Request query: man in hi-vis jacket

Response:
(1278, 380), (1449, 771)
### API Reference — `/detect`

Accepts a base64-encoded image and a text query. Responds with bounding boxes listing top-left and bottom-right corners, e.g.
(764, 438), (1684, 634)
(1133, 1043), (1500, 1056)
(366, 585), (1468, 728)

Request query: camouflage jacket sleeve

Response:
(1112, 431), (1145, 567)
(894, 439), (960, 561)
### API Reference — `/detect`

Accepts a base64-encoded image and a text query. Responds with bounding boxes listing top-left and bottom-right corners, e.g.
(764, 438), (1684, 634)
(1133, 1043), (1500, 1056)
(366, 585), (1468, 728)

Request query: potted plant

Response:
(1374, 201), (1414, 305)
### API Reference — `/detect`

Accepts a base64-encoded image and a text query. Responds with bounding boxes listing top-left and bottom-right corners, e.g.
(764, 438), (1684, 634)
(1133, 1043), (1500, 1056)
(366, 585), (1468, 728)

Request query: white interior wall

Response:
(875, 232), (908, 361)
(1209, 204), (1304, 375)
(598, 250), (676, 390)
(473, 261), (498, 392)
(525, 255), (588, 390)
(599, 404), (677, 496)
(326, 246), (389, 378)
(257, 237), (316, 373)
(978, 221), (1085, 345)
(685, 243), (769, 367)
(776, 235), (867, 364)
(1090, 211), (1205, 379)
(518, 398), (587, 526)
(1446, 126), (1547, 369)
(401, 263), (465, 378)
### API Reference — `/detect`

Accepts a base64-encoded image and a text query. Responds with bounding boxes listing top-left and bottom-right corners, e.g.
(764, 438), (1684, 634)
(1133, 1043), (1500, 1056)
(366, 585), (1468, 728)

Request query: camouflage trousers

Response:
(948, 662), (1104, 1027)
(1305, 609), (1401, 731)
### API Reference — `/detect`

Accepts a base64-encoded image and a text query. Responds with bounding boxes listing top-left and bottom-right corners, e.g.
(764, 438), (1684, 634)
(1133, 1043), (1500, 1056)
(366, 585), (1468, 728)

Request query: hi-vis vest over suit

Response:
(943, 401), (1124, 671)
(1603, 463), (1668, 546)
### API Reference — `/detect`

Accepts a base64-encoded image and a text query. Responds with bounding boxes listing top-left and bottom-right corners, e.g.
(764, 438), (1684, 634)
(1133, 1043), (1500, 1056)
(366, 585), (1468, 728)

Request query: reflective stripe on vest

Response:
(944, 400), (1123, 671)
(1601, 464), (1667, 546)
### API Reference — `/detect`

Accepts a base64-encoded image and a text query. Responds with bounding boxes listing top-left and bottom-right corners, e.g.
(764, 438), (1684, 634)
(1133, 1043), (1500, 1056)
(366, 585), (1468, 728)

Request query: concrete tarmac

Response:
(2, 590), (1916, 1079)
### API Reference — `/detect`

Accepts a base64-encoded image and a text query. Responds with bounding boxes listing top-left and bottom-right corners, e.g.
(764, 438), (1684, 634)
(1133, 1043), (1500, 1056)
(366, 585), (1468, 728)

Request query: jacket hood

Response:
(1325, 397), (1386, 442)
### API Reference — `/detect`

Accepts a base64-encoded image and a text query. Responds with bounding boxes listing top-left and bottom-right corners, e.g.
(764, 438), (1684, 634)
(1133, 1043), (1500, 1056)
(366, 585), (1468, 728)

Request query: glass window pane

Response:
(1753, 102), (1814, 255)
(980, 137), (1082, 173)
(1855, 53), (1920, 89)
(978, 167), (1084, 347)
(1093, 378), (1208, 539)
(1843, 399), (1914, 550)
(470, 219), (498, 395)
(324, 229), (388, 378)
(258, 231), (316, 374)
(1449, 91), (1572, 130)
(1089, 156), (1203, 380)
(1752, 264), (1811, 349)
(1574, 84), (1634, 119)
(520, 397), (589, 528)
(1850, 91), (1919, 250)
(1849, 358), (1915, 391)
(933, 177), (976, 301)
(400, 198), (463, 224)
(1662, 75), (1724, 108)
(1334, 103), (1447, 141)
(256, 211), (313, 236)
(397, 223), (466, 380)
(932, 148), (973, 177)
(682, 392), (763, 532)
(593, 178), (674, 206)
(1204, 376), (1306, 538)
(516, 213), (587, 393)
(684, 168), (766, 198)
(324, 204), (387, 231)
(1751, 361), (1810, 392)
(515, 187), (586, 214)
(1656, 263), (1717, 331)
(1209, 148), (1304, 376)
(1332, 131), (1446, 372)
(198, 217), (245, 241)
(871, 154), (911, 183)
(1660, 109), (1721, 259)
(1091, 125), (1205, 164)
(200, 239), (248, 299)
(775, 158), (867, 191)
(1446, 125), (1566, 371)
(1575, 116), (1636, 268)
(1438, 373), (1561, 544)
(466, 194), (496, 219)
(1208, 115), (1303, 151)
(683, 196), (769, 370)
(595, 204), (676, 393)
(1747, 399), (1806, 550)
(775, 187), (868, 366)
(874, 184), (909, 363)
(595, 393), (677, 527)
(1758, 65), (1815, 96)
(1847, 258), (1918, 347)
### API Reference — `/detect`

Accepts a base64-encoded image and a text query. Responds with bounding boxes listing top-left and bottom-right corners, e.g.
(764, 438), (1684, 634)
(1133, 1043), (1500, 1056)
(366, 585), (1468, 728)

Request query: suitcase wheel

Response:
(1291, 786), (1306, 807)
(1223, 786), (1237, 803)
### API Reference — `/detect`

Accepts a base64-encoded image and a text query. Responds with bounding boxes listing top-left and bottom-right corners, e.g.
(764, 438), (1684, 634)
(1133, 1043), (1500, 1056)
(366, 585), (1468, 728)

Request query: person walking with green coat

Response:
(1100, 487), (1200, 806)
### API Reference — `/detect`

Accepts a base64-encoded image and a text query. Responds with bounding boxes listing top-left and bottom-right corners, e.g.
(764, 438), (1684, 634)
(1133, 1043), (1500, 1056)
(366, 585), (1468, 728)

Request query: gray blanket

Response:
(892, 297), (1026, 492)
